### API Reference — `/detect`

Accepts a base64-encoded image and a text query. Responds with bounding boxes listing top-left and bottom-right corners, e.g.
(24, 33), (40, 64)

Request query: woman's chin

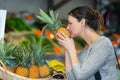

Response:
(70, 35), (75, 38)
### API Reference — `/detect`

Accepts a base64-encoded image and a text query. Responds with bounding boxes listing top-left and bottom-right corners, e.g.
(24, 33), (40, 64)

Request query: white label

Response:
(0, 10), (7, 42)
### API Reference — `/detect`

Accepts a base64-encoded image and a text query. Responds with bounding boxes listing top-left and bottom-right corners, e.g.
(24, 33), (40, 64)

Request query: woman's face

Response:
(67, 15), (84, 38)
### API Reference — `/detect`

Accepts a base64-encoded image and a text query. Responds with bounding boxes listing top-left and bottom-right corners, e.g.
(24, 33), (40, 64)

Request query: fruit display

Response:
(0, 39), (50, 79)
(0, 41), (16, 73)
(0, 31), (65, 79)
(0, 9), (70, 80)
(48, 60), (65, 73)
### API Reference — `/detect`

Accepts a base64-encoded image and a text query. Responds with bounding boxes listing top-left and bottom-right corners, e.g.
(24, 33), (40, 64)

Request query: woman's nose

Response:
(67, 24), (69, 29)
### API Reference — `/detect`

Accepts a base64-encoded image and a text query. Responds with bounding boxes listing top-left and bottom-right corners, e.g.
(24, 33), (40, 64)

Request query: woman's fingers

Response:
(57, 33), (68, 40)
(55, 33), (66, 44)
(56, 33), (63, 40)
(55, 32), (71, 46)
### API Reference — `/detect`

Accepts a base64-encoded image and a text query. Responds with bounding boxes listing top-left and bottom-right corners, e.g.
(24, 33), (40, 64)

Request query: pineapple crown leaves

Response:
(29, 51), (35, 65)
(28, 36), (53, 66)
(37, 9), (62, 31)
(0, 41), (16, 65)
(21, 50), (31, 67)
(30, 38), (42, 55)
(16, 45), (32, 68)
(34, 50), (45, 66)
(41, 44), (53, 53)
(29, 34), (52, 55)
(41, 38), (55, 53)
(31, 40), (44, 66)
(12, 47), (23, 65)
(37, 9), (54, 25)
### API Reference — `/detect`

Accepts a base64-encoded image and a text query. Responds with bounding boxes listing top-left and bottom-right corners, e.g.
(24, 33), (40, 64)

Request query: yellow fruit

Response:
(15, 67), (29, 77)
(48, 60), (64, 67)
(48, 60), (65, 73)
(57, 27), (70, 37)
(38, 65), (50, 78)
(29, 65), (39, 78)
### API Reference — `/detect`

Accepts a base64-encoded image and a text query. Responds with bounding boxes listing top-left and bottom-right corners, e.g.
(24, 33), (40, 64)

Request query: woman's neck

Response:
(82, 29), (101, 46)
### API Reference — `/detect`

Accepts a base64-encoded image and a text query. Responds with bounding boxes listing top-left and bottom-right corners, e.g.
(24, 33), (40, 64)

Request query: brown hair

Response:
(69, 6), (104, 31)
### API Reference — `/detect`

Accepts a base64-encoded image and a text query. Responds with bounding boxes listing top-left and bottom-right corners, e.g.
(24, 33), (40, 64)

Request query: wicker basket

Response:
(0, 61), (50, 80)
(0, 61), (67, 80)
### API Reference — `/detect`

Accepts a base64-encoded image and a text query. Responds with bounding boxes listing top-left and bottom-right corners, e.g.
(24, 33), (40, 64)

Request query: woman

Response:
(56, 6), (118, 80)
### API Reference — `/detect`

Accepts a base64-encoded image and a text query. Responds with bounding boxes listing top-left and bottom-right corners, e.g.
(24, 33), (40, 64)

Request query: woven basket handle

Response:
(0, 60), (7, 70)
(0, 60), (8, 80)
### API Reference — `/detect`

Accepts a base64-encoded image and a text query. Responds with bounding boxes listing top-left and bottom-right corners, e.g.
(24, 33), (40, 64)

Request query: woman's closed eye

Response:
(68, 22), (72, 25)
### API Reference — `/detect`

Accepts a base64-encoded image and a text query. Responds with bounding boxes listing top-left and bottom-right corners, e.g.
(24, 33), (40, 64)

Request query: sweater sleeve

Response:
(66, 69), (76, 80)
(72, 38), (114, 80)
(65, 47), (87, 80)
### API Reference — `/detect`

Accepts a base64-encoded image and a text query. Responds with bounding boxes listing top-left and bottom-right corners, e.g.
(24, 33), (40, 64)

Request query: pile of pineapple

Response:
(0, 9), (67, 79)
(0, 38), (50, 79)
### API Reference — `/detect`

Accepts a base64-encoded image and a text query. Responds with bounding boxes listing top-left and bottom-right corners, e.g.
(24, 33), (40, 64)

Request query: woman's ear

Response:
(80, 18), (86, 25)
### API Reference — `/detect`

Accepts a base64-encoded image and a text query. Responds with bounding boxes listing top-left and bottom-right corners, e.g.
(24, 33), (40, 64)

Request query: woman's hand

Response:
(56, 33), (79, 68)
(56, 33), (76, 53)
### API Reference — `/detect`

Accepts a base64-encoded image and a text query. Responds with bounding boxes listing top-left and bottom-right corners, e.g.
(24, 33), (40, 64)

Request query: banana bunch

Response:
(47, 60), (65, 73)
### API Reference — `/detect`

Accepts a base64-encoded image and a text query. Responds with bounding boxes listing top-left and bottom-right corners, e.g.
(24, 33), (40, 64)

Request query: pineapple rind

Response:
(15, 67), (29, 77)
(38, 65), (50, 78)
(29, 65), (39, 78)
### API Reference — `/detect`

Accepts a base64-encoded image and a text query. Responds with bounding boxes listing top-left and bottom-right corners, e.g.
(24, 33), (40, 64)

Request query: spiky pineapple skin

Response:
(15, 67), (29, 77)
(29, 65), (39, 78)
(38, 65), (50, 78)
(57, 27), (70, 37)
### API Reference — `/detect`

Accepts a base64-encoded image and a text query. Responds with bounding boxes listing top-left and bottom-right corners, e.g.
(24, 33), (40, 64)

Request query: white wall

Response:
(54, 0), (95, 20)
(0, 0), (47, 15)
(0, 0), (95, 19)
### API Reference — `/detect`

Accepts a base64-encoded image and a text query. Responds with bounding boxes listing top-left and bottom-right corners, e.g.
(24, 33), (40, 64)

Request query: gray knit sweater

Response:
(66, 36), (118, 80)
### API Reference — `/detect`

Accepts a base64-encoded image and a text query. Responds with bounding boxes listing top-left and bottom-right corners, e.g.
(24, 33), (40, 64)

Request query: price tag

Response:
(0, 10), (7, 42)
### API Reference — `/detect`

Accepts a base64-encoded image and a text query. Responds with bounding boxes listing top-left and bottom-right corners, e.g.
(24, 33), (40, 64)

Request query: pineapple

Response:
(35, 52), (50, 78)
(16, 67), (29, 77)
(30, 37), (50, 78)
(38, 64), (50, 78)
(0, 41), (16, 72)
(37, 9), (70, 37)
(29, 49), (39, 78)
(36, 55), (50, 78)
(15, 46), (30, 77)
(57, 27), (70, 37)
(29, 64), (39, 78)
